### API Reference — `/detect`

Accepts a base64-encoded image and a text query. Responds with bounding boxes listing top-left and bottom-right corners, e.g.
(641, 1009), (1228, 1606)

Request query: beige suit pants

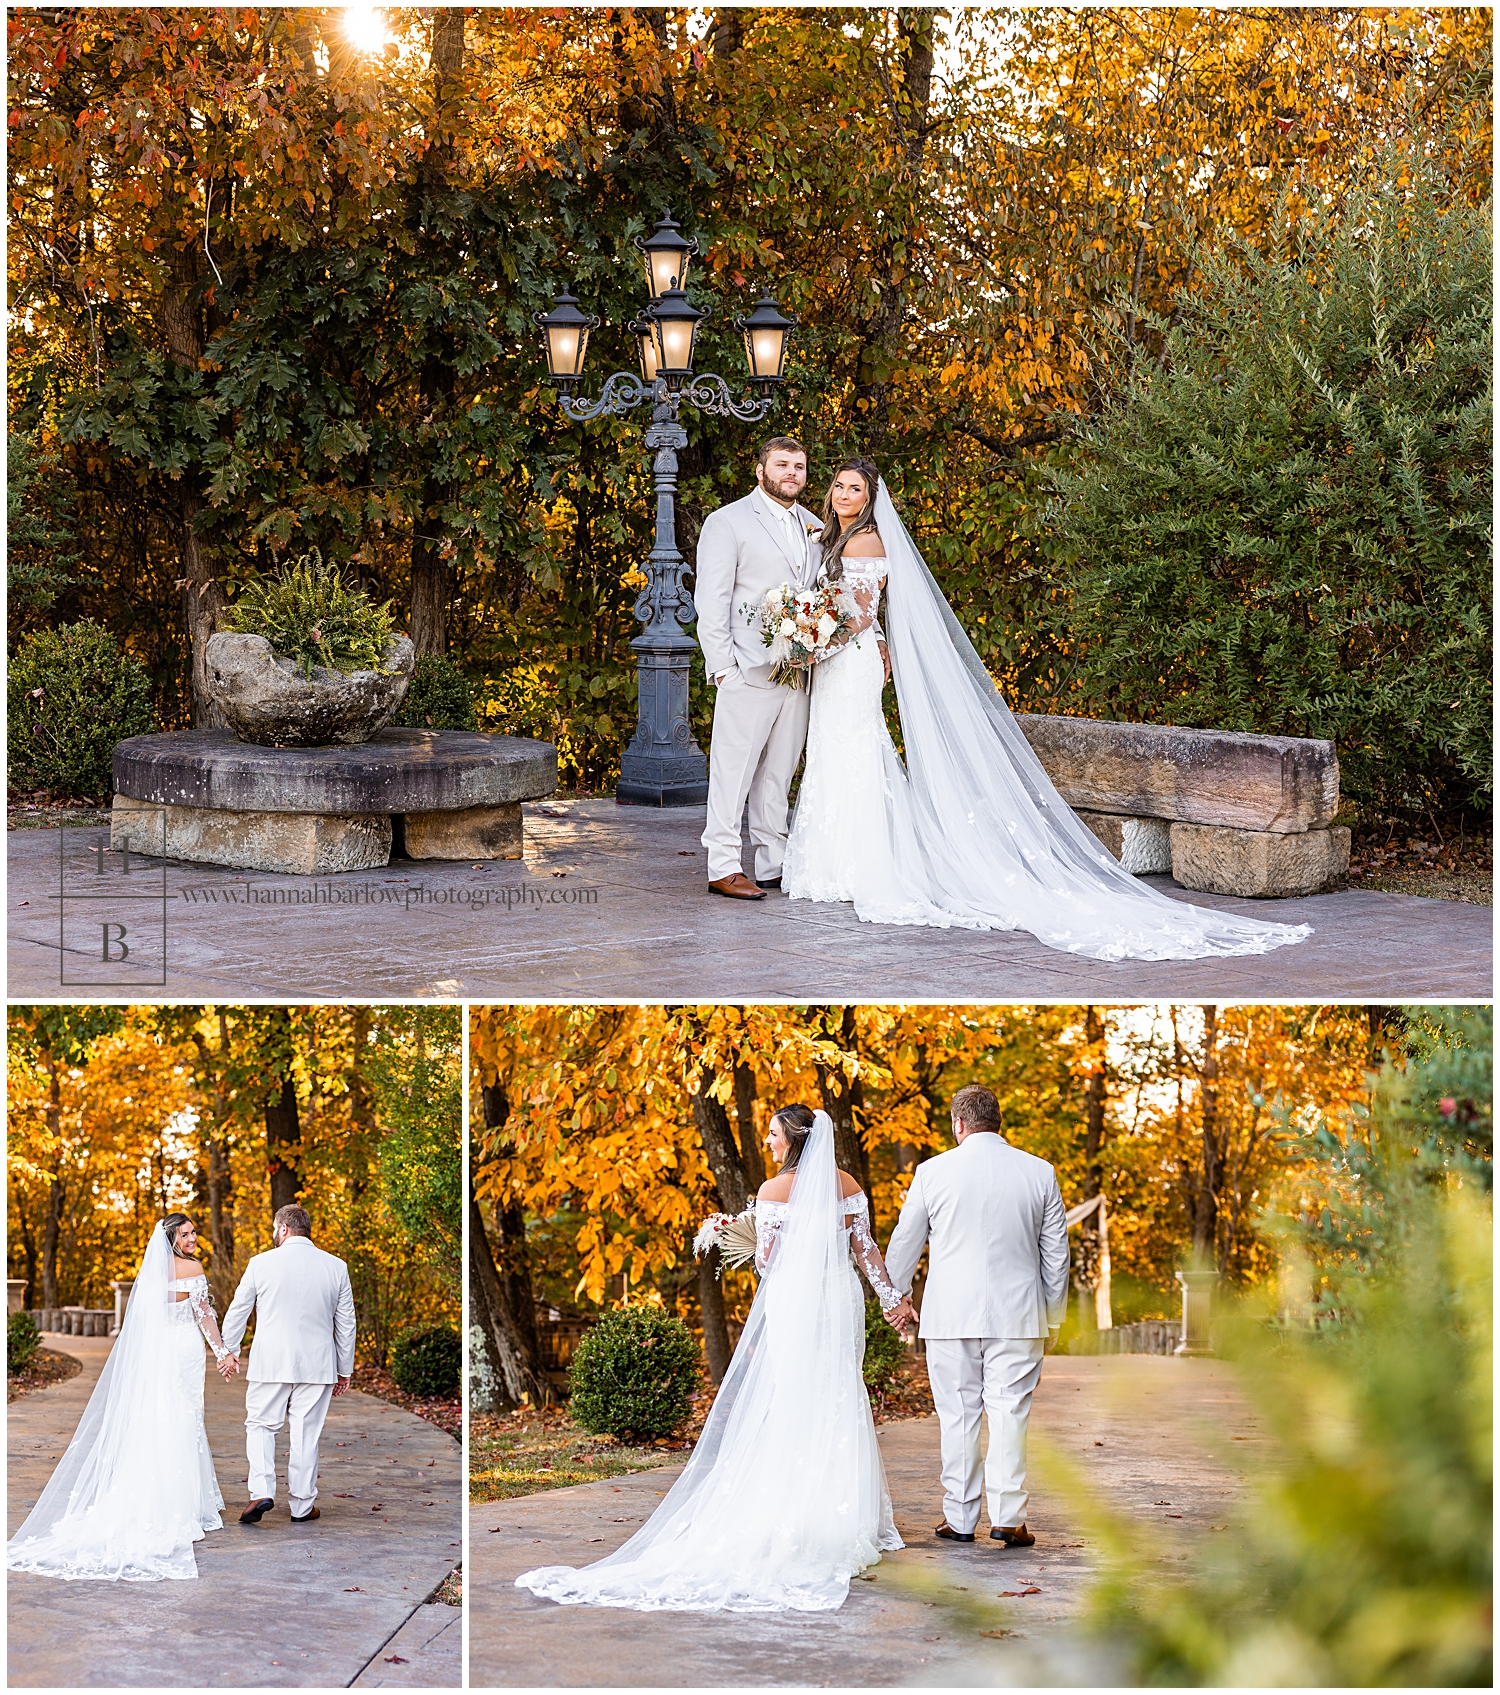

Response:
(925, 1337), (1046, 1533)
(245, 1379), (334, 1516)
(701, 674), (810, 882)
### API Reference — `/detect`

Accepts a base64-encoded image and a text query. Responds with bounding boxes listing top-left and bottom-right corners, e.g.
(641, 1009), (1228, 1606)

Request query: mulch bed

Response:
(431, 1566), (462, 1606)
(7, 1346), (83, 1403)
(1344, 829), (1491, 905)
(7, 793), (112, 830)
(470, 1352), (936, 1504)
(350, 1364), (461, 1439)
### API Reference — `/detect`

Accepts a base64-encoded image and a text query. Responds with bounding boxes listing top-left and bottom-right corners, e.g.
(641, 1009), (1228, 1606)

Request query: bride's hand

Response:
(878, 640), (891, 683)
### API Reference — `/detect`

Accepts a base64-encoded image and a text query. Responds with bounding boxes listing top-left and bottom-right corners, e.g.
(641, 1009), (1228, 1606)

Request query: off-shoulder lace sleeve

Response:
(186, 1278), (230, 1361)
(846, 1195), (902, 1309)
(755, 1205), (784, 1274)
(816, 563), (887, 659)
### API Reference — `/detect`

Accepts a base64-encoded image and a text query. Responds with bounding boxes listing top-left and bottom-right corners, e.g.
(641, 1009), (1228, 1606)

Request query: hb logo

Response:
(101, 923), (130, 962)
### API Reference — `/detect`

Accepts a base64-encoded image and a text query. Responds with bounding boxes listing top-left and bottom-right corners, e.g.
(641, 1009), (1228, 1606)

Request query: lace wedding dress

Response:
(7, 1223), (228, 1582)
(515, 1112), (905, 1612)
(783, 482), (1312, 963)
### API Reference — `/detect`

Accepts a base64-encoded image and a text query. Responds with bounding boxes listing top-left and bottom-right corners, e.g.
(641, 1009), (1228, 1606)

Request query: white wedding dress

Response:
(7, 1223), (228, 1582)
(515, 1112), (905, 1612)
(783, 482), (1312, 962)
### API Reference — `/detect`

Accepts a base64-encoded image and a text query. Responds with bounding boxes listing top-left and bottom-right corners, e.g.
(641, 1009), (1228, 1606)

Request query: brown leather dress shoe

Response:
(934, 1522), (975, 1543)
(990, 1523), (1035, 1547)
(239, 1498), (275, 1524)
(709, 873), (766, 900)
(290, 1506), (320, 1524)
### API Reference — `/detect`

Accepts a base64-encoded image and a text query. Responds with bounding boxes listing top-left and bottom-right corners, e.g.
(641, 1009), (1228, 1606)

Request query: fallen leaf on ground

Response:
(384, 1655), (409, 1664)
(343, 1586), (362, 1592)
(979, 1630), (1016, 1639)
(1165, 1513), (1183, 1519)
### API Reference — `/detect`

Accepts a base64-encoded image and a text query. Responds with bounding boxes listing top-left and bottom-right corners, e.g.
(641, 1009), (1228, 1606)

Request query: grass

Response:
(469, 1352), (936, 1505)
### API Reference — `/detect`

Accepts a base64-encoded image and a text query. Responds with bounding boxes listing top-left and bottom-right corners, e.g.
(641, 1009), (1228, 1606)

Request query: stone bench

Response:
(1016, 715), (1349, 897)
(110, 728), (558, 876)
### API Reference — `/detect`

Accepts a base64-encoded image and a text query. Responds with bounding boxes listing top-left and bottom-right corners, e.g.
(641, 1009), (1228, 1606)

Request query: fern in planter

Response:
(227, 550), (398, 680)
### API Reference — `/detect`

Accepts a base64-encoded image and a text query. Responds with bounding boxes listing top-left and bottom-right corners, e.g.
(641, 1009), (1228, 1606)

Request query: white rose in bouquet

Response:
(778, 616), (797, 637)
(816, 612), (837, 640)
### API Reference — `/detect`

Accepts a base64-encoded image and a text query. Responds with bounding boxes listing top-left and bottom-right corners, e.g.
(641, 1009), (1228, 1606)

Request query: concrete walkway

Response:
(470, 1353), (1266, 1688)
(7, 1335), (461, 1689)
(9, 804), (1489, 999)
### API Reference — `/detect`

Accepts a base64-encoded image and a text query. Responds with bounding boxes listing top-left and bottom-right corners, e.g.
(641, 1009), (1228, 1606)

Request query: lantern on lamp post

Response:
(533, 209), (797, 807)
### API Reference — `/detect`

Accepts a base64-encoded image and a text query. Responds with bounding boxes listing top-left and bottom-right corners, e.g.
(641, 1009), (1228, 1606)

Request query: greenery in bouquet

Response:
(747, 581), (855, 689)
(225, 549), (398, 680)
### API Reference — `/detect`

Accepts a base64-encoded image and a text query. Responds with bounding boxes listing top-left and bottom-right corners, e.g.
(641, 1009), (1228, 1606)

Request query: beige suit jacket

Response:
(694, 490), (822, 688)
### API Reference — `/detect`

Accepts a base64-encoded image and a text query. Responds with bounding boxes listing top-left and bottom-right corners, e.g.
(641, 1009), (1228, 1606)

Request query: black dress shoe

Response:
(755, 876), (782, 890)
(990, 1523), (1035, 1547)
(239, 1498), (275, 1524)
(934, 1522), (975, 1543)
(290, 1507), (320, 1523)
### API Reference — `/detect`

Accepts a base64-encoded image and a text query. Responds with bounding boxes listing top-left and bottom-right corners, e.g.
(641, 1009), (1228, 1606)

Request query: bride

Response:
(515, 1106), (908, 1612)
(7, 1213), (233, 1582)
(782, 458), (1312, 962)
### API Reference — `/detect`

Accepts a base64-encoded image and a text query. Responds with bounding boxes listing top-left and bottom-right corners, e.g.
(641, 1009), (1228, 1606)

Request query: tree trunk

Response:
(698, 1248), (733, 1385)
(691, 1077), (749, 1214)
(816, 1007), (869, 1202)
(1078, 1005), (1107, 1332)
(469, 1079), (549, 1409)
(265, 1062), (303, 1218)
(732, 1058), (766, 1189)
(1192, 1005), (1221, 1264)
(41, 1051), (63, 1308)
(408, 10), (466, 657)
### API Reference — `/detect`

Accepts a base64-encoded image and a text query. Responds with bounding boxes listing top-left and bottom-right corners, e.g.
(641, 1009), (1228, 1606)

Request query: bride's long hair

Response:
(817, 456), (881, 580)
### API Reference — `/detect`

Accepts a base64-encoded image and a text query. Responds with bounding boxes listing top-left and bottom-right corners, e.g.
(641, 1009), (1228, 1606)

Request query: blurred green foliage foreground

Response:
(1087, 1008), (1491, 1686)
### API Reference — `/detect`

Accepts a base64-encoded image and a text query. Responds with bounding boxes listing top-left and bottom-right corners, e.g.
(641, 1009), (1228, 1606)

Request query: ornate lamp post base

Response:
(617, 642), (708, 805)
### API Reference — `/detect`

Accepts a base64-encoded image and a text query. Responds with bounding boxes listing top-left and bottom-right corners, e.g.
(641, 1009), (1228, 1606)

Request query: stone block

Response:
(111, 795), (391, 875)
(1170, 821), (1351, 898)
(1075, 810), (1173, 875)
(404, 802), (524, 861)
(1017, 714), (1339, 833)
(114, 727), (558, 814)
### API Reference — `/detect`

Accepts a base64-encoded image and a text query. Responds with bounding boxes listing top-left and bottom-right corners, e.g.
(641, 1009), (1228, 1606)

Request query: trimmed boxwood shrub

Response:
(863, 1297), (907, 1390)
(393, 652), (478, 732)
(568, 1306), (699, 1440)
(8, 621), (156, 801)
(8, 1311), (41, 1376)
(391, 1324), (462, 1398)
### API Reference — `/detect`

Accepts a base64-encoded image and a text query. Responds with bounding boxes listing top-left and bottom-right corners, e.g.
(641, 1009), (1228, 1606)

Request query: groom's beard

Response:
(758, 472), (804, 506)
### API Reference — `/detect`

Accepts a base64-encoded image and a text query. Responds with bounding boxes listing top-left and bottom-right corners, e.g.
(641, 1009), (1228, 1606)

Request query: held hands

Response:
(878, 640), (891, 684)
(332, 1375), (351, 1398)
(882, 1296), (918, 1332)
(217, 1352), (240, 1380)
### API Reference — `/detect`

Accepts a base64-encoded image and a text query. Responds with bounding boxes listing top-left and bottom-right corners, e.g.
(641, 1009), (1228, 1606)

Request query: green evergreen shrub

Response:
(8, 1312), (41, 1375)
(1036, 138), (1492, 820)
(393, 653), (479, 731)
(8, 621), (157, 800)
(391, 1324), (462, 1398)
(863, 1296), (907, 1390)
(226, 549), (397, 679)
(568, 1306), (699, 1440)
(7, 431), (81, 617)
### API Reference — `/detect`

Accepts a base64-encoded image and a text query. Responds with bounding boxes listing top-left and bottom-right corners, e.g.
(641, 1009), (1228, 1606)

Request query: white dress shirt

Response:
(754, 484), (809, 578)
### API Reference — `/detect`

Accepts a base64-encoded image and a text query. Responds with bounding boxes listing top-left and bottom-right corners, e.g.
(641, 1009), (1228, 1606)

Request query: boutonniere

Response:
(804, 520), (821, 536)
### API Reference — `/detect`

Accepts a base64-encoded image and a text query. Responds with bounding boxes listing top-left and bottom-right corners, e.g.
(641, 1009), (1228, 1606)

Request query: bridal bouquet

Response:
(692, 1207), (758, 1276)
(742, 581), (855, 689)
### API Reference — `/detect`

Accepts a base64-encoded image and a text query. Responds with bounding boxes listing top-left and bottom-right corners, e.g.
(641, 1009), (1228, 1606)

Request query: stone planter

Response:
(205, 631), (415, 748)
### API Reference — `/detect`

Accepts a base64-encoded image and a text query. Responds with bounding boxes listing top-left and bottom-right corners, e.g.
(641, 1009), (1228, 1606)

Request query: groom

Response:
(884, 1085), (1070, 1547)
(220, 1203), (357, 1526)
(693, 436), (822, 899)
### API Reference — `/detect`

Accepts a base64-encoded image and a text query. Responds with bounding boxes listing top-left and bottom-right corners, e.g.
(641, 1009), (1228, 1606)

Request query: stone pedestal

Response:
(404, 803), (524, 861)
(8, 1279), (27, 1315)
(113, 797), (391, 875)
(110, 728), (558, 874)
(1075, 810), (1173, 875)
(1170, 822), (1351, 898)
(111, 1279), (134, 1336)
(1174, 1269), (1217, 1356)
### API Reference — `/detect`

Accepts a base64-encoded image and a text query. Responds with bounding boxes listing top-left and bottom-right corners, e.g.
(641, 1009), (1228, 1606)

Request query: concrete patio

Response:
(8, 801), (1490, 1000)
(7, 1335), (461, 1689)
(470, 1351), (1266, 1687)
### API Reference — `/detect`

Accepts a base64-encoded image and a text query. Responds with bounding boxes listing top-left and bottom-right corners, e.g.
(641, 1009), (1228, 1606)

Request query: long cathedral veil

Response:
(515, 1110), (890, 1612)
(876, 480), (1312, 961)
(7, 1221), (208, 1581)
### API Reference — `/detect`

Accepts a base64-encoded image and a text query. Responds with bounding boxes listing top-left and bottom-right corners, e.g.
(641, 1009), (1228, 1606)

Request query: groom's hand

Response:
(883, 1296), (917, 1331)
(332, 1375), (351, 1398)
(217, 1352), (239, 1380)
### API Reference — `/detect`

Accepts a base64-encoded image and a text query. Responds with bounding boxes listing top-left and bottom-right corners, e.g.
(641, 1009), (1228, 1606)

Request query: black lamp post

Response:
(534, 209), (795, 806)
